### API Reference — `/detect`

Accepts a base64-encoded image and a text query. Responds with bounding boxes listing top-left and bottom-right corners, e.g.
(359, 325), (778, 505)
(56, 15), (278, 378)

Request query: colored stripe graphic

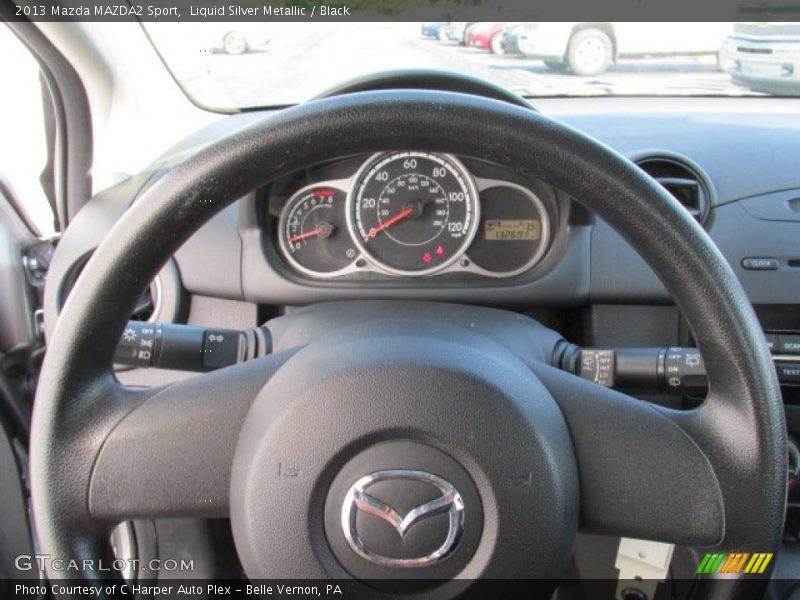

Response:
(696, 553), (712, 573)
(697, 553), (773, 574)
(719, 553), (737, 573)
(745, 553), (773, 574)
(732, 553), (750, 573)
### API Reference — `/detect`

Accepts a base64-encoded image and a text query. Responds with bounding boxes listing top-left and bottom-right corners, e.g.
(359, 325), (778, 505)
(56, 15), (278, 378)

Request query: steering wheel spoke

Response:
(88, 351), (296, 522)
(531, 362), (725, 546)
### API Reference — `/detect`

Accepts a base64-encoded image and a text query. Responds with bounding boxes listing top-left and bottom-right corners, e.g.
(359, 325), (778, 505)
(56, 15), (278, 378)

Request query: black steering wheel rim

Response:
(313, 68), (534, 110)
(31, 89), (786, 593)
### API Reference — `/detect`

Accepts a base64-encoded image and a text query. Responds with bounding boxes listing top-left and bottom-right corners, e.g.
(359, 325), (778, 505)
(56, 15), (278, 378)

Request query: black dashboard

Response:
(40, 96), (800, 500)
(45, 96), (800, 322)
(27, 93), (800, 584)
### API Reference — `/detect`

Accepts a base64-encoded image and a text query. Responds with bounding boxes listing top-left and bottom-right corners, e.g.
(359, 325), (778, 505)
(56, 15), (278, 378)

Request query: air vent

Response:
(635, 156), (713, 226)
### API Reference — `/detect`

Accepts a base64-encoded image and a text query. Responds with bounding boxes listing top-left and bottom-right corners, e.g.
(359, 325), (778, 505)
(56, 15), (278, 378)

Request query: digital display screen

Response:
(484, 219), (541, 241)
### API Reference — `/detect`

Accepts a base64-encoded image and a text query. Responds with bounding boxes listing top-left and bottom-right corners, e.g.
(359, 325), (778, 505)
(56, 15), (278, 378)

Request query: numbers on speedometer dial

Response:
(348, 152), (480, 275)
(278, 186), (356, 276)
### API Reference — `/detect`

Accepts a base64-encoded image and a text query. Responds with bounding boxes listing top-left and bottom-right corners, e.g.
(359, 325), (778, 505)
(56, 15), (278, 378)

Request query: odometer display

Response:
(485, 219), (542, 241)
(467, 183), (550, 275)
(348, 152), (479, 275)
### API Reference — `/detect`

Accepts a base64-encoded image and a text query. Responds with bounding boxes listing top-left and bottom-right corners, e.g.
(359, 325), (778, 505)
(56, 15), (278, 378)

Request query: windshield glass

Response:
(142, 21), (800, 110)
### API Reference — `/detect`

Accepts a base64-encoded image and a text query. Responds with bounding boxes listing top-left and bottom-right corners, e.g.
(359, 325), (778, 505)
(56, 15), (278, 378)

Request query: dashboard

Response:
(265, 152), (563, 281)
(44, 97), (800, 317)
(40, 96), (800, 442)
(31, 94), (800, 577)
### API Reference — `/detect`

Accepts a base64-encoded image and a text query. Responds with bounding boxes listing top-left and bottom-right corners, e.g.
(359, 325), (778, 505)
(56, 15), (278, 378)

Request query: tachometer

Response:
(348, 152), (479, 275)
(279, 185), (356, 276)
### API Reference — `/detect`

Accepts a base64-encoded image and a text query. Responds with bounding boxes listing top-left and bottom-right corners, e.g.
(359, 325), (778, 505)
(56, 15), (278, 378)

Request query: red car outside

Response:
(465, 22), (509, 54)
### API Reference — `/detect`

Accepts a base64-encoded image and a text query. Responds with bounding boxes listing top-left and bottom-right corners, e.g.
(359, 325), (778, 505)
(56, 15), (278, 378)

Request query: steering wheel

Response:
(313, 68), (534, 110)
(31, 90), (786, 598)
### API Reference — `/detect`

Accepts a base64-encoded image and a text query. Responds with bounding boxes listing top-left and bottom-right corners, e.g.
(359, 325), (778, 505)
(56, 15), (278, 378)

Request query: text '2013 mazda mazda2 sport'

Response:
(1, 7), (800, 600)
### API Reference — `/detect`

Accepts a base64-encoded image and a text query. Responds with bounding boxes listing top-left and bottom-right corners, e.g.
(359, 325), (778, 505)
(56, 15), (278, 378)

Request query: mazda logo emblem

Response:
(341, 469), (465, 567)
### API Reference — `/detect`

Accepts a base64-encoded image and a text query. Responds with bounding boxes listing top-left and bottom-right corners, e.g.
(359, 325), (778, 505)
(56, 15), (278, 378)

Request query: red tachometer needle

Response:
(364, 206), (414, 241)
(288, 226), (325, 244)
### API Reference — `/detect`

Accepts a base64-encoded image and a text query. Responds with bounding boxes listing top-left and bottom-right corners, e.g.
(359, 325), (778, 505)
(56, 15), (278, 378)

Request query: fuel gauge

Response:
(279, 185), (356, 277)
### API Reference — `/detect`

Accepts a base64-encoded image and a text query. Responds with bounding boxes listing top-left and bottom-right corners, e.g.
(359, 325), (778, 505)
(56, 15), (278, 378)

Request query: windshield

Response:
(142, 21), (800, 110)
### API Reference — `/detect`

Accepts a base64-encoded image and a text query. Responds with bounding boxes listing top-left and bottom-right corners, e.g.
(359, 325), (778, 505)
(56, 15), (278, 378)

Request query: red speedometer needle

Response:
(364, 206), (414, 241)
(288, 226), (326, 243)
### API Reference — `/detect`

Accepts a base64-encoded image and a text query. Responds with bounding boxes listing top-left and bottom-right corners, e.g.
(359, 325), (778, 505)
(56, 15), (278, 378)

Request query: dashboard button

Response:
(742, 257), (780, 270)
(777, 363), (800, 384)
(778, 334), (800, 354)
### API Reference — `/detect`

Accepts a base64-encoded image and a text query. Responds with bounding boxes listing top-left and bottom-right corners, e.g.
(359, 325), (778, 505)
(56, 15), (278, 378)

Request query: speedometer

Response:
(348, 152), (479, 275)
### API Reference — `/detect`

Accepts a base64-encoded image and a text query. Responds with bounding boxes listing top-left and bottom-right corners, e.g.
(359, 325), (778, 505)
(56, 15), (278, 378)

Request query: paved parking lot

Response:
(150, 23), (749, 109)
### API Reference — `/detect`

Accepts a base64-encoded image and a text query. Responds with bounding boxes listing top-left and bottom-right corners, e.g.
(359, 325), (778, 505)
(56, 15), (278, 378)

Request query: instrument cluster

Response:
(266, 151), (558, 280)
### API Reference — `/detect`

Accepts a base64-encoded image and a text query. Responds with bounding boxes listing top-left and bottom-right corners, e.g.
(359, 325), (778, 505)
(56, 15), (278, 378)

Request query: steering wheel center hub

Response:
(324, 440), (481, 585)
(229, 322), (578, 588)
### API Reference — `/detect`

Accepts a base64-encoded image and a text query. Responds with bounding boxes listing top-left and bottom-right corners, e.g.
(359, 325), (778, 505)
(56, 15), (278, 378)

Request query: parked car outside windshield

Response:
(719, 22), (800, 95)
(135, 21), (785, 109)
(515, 23), (732, 76)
